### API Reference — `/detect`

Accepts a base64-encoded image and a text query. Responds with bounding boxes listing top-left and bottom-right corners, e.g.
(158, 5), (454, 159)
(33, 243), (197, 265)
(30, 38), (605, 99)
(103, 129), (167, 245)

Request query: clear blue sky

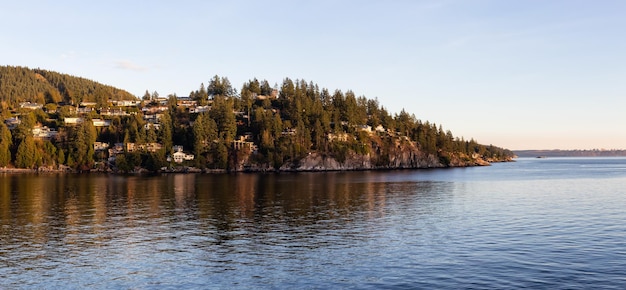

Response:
(2, 0), (625, 150)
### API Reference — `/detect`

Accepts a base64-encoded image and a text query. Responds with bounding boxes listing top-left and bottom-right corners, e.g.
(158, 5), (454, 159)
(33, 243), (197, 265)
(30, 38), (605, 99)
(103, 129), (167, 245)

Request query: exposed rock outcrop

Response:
(239, 141), (506, 173)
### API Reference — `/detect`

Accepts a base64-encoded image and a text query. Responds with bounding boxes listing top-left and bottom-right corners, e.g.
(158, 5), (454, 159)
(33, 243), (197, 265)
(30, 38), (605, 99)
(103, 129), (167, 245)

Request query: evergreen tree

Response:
(193, 112), (217, 158)
(142, 90), (151, 101)
(209, 96), (237, 142)
(15, 135), (37, 168)
(159, 111), (173, 152)
(0, 122), (12, 166)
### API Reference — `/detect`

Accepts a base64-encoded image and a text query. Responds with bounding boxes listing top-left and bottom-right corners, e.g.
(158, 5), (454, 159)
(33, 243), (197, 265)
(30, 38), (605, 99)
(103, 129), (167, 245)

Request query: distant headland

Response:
(0, 66), (514, 173)
(514, 149), (626, 158)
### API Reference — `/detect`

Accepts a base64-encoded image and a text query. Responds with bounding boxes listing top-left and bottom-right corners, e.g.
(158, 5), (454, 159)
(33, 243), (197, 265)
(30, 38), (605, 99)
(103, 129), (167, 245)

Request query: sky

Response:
(1, 0), (625, 150)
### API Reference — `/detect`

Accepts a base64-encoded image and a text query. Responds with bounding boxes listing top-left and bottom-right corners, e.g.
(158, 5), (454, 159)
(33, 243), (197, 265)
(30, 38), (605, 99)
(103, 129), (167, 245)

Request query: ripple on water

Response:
(1, 161), (626, 288)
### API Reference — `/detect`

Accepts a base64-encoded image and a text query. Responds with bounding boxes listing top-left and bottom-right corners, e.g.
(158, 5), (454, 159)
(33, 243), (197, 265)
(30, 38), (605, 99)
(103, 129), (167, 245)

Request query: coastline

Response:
(0, 157), (514, 175)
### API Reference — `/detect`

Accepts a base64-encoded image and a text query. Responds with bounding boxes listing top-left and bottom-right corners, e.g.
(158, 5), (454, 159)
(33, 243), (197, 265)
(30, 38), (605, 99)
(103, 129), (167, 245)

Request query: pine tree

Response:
(193, 112), (217, 157)
(0, 122), (12, 166)
(15, 136), (37, 168)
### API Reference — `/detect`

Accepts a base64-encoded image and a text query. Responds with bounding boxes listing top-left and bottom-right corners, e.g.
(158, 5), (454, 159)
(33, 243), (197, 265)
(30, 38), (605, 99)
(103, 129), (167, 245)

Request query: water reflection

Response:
(0, 172), (454, 288)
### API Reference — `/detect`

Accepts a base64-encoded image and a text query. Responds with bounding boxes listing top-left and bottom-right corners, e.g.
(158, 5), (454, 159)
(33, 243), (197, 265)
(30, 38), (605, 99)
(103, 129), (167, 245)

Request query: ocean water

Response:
(1, 157), (625, 289)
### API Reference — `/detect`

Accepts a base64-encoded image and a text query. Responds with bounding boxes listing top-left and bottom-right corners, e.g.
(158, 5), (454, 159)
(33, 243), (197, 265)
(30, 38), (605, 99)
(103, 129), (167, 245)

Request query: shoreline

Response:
(0, 158), (514, 175)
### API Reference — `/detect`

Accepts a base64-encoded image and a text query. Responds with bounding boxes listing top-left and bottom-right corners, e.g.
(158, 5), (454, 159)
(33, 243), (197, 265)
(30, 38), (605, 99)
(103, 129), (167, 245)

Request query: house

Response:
(232, 135), (257, 151)
(172, 151), (194, 163)
(111, 100), (141, 107)
(143, 114), (163, 122)
(94, 142), (109, 151)
(189, 106), (209, 114)
(142, 106), (169, 114)
(32, 126), (58, 140)
(125, 142), (163, 153)
(170, 145), (194, 163)
(126, 143), (137, 152)
(4, 117), (21, 129)
(145, 143), (163, 152)
(20, 102), (43, 110)
(176, 97), (197, 107)
(328, 133), (351, 142)
(100, 108), (129, 116)
(77, 107), (94, 114)
(64, 117), (84, 125)
(92, 119), (111, 127)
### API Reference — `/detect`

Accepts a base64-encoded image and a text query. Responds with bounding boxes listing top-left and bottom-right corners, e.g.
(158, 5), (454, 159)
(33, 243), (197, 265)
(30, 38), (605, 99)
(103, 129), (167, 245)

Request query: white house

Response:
(171, 145), (194, 163)
(92, 119), (111, 127)
(20, 102), (43, 110)
(32, 126), (58, 139)
(64, 117), (84, 125)
(172, 151), (194, 163)
(189, 106), (210, 114)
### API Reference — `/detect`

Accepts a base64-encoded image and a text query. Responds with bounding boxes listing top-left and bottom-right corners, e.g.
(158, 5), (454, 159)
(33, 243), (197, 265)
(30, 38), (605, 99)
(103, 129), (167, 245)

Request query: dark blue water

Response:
(1, 158), (625, 289)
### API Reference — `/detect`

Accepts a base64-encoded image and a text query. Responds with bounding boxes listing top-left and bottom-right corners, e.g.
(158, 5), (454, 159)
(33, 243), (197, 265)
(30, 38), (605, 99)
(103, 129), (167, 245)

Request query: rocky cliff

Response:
(236, 140), (506, 172)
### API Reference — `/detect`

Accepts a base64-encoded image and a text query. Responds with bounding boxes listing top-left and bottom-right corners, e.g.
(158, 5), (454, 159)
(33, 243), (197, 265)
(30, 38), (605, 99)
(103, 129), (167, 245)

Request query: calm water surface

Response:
(1, 158), (625, 289)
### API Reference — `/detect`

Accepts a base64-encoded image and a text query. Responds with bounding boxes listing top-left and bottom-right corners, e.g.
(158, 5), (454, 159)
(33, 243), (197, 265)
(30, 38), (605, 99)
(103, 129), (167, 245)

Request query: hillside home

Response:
(142, 106), (169, 114)
(4, 117), (21, 129)
(92, 119), (111, 127)
(19, 102), (43, 110)
(176, 97), (197, 107)
(110, 100), (141, 107)
(170, 145), (194, 163)
(327, 133), (351, 142)
(64, 117), (84, 125)
(100, 108), (130, 116)
(125, 142), (163, 153)
(94, 142), (109, 151)
(189, 106), (209, 113)
(172, 151), (195, 163)
(232, 135), (257, 151)
(32, 125), (58, 140)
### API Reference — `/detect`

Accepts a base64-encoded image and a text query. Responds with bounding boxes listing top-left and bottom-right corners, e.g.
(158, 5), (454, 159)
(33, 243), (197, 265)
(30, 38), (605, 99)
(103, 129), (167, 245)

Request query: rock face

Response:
(281, 151), (444, 172)
(236, 141), (505, 172)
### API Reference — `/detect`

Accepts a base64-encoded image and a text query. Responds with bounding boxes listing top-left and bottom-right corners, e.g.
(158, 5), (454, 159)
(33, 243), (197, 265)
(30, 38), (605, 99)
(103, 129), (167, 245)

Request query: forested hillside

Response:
(0, 67), (514, 173)
(0, 66), (136, 111)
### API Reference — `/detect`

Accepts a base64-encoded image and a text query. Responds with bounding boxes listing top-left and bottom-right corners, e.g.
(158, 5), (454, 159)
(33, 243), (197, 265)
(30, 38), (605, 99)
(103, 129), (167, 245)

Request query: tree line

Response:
(0, 67), (514, 172)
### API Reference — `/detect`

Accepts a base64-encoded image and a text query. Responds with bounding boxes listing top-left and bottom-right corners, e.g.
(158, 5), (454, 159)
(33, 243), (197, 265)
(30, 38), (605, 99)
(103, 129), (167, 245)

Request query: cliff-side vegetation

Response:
(0, 66), (514, 172)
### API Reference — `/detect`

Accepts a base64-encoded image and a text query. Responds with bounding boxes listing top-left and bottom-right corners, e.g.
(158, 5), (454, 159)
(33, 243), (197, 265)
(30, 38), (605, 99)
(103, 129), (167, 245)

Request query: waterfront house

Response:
(171, 145), (194, 163)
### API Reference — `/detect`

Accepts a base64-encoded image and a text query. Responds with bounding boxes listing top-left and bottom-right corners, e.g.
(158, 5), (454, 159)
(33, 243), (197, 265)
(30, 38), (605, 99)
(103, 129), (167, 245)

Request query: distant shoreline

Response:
(514, 150), (626, 158)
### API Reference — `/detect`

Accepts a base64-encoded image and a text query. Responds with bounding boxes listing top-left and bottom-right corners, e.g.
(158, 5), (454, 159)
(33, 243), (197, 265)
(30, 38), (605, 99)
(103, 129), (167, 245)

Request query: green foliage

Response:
(209, 96), (237, 142)
(0, 66), (135, 108)
(192, 112), (217, 157)
(0, 122), (12, 166)
(0, 67), (515, 171)
(15, 136), (38, 168)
